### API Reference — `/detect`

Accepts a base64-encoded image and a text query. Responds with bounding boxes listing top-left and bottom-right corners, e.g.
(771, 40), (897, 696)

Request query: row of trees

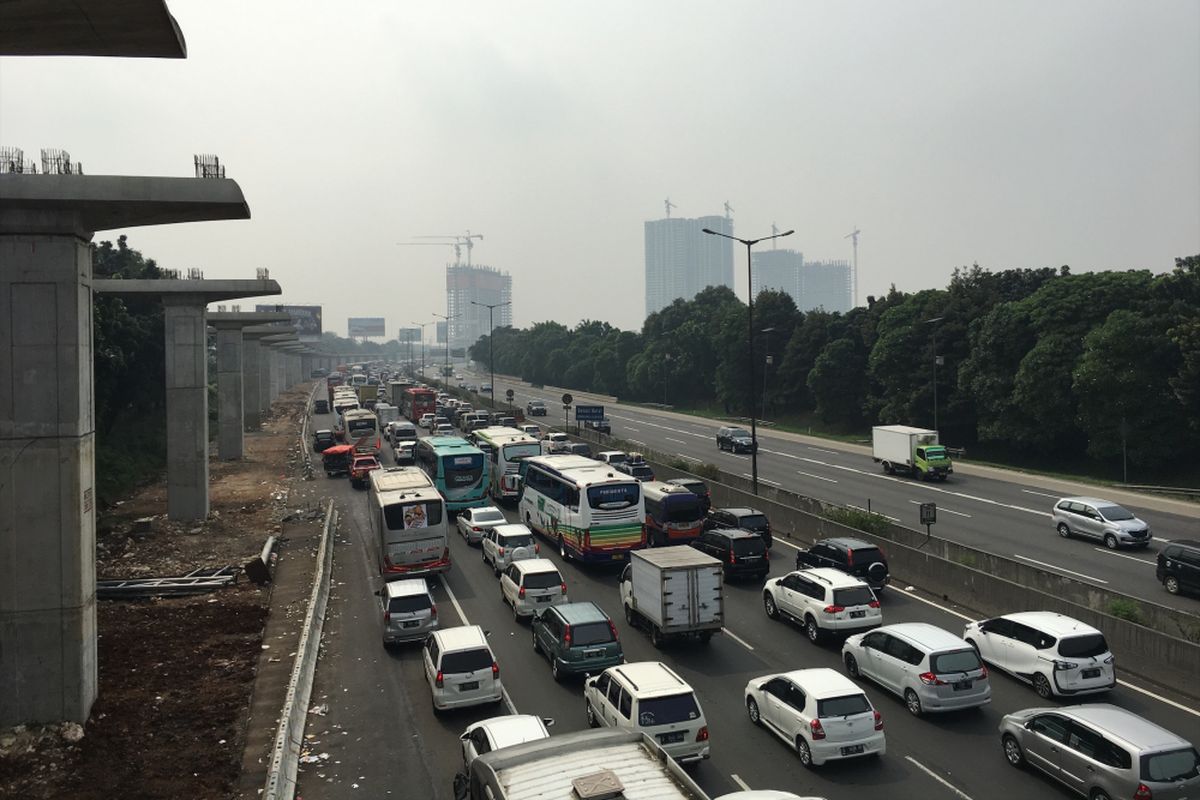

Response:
(471, 256), (1200, 473)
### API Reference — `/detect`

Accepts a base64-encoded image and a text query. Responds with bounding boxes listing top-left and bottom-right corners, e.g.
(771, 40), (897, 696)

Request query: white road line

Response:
(721, 628), (756, 651)
(441, 579), (519, 715)
(625, 426), (640, 432)
(760, 448), (799, 459)
(905, 756), (974, 800)
(1022, 489), (1061, 499)
(730, 774), (752, 792)
(1092, 548), (1156, 566)
(797, 470), (838, 484)
(909, 499), (971, 518)
(665, 437), (687, 445)
(722, 453), (749, 460)
(628, 439), (646, 446)
(676, 452), (701, 462)
(772, 538), (802, 552)
(742, 473), (781, 487)
(808, 446), (838, 455)
(1012, 554), (1108, 584)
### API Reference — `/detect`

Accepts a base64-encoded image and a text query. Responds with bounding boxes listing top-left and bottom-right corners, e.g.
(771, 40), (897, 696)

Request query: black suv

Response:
(667, 477), (711, 514)
(691, 529), (769, 581)
(705, 507), (771, 548)
(312, 429), (337, 452)
(1157, 539), (1200, 596)
(716, 426), (756, 453)
(794, 537), (889, 592)
(526, 399), (547, 416)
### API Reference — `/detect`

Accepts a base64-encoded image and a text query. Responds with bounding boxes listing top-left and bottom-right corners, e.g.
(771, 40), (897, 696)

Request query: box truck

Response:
(619, 546), (723, 647)
(872, 425), (953, 481)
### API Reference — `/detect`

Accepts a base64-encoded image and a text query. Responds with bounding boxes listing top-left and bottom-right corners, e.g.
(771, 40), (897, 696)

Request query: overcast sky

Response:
(3, 1), (1198, 337)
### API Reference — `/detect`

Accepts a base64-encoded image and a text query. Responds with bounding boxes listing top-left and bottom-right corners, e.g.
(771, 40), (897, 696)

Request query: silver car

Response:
(379, 578), (438, 646)
(1052, 497), (1151, 549)
(1000, 704), (1200, 800)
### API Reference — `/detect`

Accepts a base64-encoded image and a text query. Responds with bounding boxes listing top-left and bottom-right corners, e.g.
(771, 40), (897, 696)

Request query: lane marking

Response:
(760, 448), (799, 459)
(905, 756), (974, 800)
(1022, 489), (1061, 499)
(742, 473), (781, 487)
(625, 426), (640, 432)
(665, 437), (687, 445)
(730, 774), (751, 792)
(1092, 548), (1156, 566)
(721, 628), (756, 651)
(909, 499), (971, 519)
(441, 579), (519, 715)
(628, 439), (646, 447)
(1012, 554), (1107, 584)
(722, 453), (749, 460)
(676, 453), (701, 462)
(797, 470), (838, 484)
(808, 446), (839, 455)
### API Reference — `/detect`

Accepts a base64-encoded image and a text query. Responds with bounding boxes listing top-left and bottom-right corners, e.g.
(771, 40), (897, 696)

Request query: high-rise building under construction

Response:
(446, 264), (512, 351)
(644, 214), (734, 318)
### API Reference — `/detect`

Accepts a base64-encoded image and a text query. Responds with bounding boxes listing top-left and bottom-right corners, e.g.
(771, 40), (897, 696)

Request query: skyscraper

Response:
(446, 264), (513, 351)
(644, 214), (733, 318)
(799, 260), (853, 314)
(751, 248), (803, 300)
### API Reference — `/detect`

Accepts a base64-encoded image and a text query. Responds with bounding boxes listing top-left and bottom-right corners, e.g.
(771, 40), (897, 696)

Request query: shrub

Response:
(668, 457), (692, 471)
(693, 462), (722, 481)
(822, 506), (892, 536)
(1107, 598), (1143, 624)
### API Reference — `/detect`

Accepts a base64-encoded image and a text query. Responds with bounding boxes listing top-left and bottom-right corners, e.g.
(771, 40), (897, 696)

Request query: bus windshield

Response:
(587, 483), (639, 510)
(502, 442), (541, 462)
(348, 419), (376, 436)
(442, 453), (484, 487)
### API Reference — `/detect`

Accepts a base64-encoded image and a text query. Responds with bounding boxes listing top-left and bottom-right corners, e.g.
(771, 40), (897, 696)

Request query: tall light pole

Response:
(471, 300), (511, 408)
(432, 312), (456, 388)
(924, 316), (944, 430)
(760, 326), (776, 418)
(411, 321), (430, 378)
(703, 226), (794, 494)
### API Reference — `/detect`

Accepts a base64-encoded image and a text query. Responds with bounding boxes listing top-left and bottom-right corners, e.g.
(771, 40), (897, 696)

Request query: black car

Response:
(312, 429), (337, 452)
(794, 537), (889, 592)
(691, 528), (769, 581)
(716, 426), (756, 453)
(705, 507), (771, 548)
(567, 442), (593, 458)
(666, 478), (711, 514)
(1157, 539), (1200, 596)
(313, 398), (330, 414)
(614, 461), (655, 482)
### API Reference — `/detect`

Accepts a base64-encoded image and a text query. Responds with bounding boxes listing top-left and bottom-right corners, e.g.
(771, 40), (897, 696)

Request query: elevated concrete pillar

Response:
(242, 335), (263, 430)
(209, 312), (290, 457)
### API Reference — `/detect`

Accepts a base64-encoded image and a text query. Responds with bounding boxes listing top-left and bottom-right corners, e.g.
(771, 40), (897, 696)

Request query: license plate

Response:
(459, 681), (479, 691)
(1082, 668), (1101, 678)
(612, 554), (624, 560)
(953, 680), (973, 691)
(841, 744), (865, 756)
(658, 731), (684, 744)
(850, 610), (866, 619)
(536, 596), (550, 603)
(402, 621), (420, 628)
(585, 649), (604, 657)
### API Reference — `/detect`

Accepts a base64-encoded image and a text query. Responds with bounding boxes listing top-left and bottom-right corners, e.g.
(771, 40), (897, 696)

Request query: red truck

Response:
(349, 454), (381, 489)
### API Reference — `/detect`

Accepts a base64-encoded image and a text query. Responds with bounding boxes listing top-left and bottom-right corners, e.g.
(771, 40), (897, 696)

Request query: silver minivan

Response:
(1052, 497), (1151, 549)
(379, 578), (438, 646)
(842, 622), (990, 716)
(1000, 704), (1200, 800)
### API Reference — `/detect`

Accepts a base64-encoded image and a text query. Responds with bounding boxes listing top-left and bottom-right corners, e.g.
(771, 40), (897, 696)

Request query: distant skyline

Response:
(2, 1), (1197, 337)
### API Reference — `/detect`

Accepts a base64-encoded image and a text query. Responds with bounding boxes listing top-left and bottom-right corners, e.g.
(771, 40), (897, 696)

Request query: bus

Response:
(368, 467), (451, 579)
(472, 427), (542, 503)
(400, 387), (437, 422)
(414, 436), (490, 513)
(518, 454), (645, 563)
(343, 408), (381, 454)
(640, 481), (705, 547)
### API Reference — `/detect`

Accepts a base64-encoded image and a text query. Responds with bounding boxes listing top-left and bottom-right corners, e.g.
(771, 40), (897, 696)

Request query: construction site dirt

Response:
(0, 385), (317, 800)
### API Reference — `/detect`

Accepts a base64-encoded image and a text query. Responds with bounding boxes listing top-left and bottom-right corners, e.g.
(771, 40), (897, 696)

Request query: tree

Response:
(808, 338), (869, 427)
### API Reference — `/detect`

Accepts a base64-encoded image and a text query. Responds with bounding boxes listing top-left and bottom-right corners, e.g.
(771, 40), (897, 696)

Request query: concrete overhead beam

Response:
(0, 0), (187, 57)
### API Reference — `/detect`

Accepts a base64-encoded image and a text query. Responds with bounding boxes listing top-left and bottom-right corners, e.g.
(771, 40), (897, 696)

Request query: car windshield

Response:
(931, 649), (982, 674)
(1097, 504), (1135, 521)
(474, 509), (505, 523)
(388, 595), (431, 613)
(740, 514), (769, 529)
(817, 694), (872, 718)
(499, 534), (534, 549)
(570, 621), (614, 646)
(1057, 633), (1109, 658)
(522, 571), (562, 589)
(833, 586), (876, 607)
(730, 429), (751, 438)
(440, 648), (493, 674)
(1142, 749), (1200, 782)
(636, 693), (701, 727)
(731, 538), (765, 556)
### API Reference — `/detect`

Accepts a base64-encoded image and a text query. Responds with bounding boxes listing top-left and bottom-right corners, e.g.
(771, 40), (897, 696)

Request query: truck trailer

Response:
(871, 425), (953, 481)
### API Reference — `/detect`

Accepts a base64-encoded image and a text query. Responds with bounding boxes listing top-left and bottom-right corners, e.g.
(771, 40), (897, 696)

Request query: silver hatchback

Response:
(1000, 704), (1200, 800)
(380, 578), (438, 646)
(1053, 497), (1151, 549)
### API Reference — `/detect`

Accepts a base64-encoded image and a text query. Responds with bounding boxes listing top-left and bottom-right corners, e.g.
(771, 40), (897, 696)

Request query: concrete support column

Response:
(288, 352), (300, 388)
(163, 298), (209, 521)
(242, 336), (262, 430)
(270, 345), (285, 401)
(214, 325), (244, 460)
(0, 231), (97, 726)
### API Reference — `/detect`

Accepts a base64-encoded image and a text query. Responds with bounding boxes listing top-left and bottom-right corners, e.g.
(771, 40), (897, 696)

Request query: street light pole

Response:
(433, 312), (456, 390)
(411, 321), (430, 378)
(471, 300), (511, 409)
(924, 316), (944, 430)
(760, 327), (776, 420)
(703, 226), (794, 495)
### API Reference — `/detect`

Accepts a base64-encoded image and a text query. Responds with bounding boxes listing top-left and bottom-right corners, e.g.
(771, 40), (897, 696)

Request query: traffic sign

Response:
(575, 405), (604, 422)
(561, 393), (573, 406)
(920, 502), (937, 525)
(505, 389), (514, 401)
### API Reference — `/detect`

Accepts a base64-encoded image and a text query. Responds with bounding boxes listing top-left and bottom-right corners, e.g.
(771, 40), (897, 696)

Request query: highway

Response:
(298, 397), (1200, 800)
(455, 366), (1200, 617)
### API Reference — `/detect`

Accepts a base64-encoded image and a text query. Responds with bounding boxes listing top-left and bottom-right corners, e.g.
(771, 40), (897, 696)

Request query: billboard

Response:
(397, 327), (422, 343)
(256, 304), (323, 341)
(348, 317), (386, 338)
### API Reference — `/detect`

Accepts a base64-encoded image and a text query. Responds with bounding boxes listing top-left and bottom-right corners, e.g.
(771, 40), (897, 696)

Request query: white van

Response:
(963, 611), (1115, 698)
(424, 625), (503, 713)
(584, 661), (709, 763)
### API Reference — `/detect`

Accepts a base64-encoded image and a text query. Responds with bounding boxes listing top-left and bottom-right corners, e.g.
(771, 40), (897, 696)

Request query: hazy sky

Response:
(3, 1), (1198, 337)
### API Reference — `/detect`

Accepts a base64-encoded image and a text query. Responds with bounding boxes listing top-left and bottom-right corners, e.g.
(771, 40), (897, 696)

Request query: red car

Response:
(349, 454), (381, 489)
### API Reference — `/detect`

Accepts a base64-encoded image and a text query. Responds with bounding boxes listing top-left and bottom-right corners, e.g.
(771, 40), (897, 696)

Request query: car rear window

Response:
(570, 621), (614, 646)
(1142, 748), (1200, 782)
(500, 534), (534, 549)
(522, 571), (562, 589)
(440, 648), (493, 674)
(1057, 633), (1109, 658)
(817, 693), (872, 718)
(731, 538), (765, 556)
(475, 509), (505, 523)
(679, 480), (708, 495)
(739, 514), (769, 530)
(635, 693), (701, 727)
(846, 547), (884, 565)
(388, 595), (431, 613)
(931, 648), (982, 674)
(833, 586), (876, 607)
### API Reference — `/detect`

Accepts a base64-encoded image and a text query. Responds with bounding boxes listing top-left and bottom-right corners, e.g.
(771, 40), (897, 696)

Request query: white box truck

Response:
(872, 425), (953, 481)
(619, 546), (723, 647)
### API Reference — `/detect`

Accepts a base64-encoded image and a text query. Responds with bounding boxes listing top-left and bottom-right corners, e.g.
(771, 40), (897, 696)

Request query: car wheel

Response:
(764, 593), (779, 620)
(747, 697), (761, 725)
(805, 615), (821, 644)
(795, 736), (814, 768)
(586, 700), (598, 728)
(624, 604), (635, 626)
(1091, 790), (1113, 800)
(1002, 734), (1025, 768)
(494, 562), (501, 577)
(512, 600), (520, 622)
(845, 653), (860, 678)
(1057, 523), (1071, 539)
(651, 626), (664, 649)
(1104, 533), (1119, 550)
(551, 658), (562, 682)
(1033, 673), (1054, 699)
(1165, 576), (1181, 595)
(905, 688), (923, 716)
(532, 626), (542, 654)
(558, 534), (570, 561)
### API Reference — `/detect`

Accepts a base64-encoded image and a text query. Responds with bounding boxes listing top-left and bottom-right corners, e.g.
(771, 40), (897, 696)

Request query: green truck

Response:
(871, 425), (953, 481)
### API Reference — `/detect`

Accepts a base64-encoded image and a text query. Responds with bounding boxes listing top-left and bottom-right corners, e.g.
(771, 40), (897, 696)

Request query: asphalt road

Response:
(298, 398), (1200, 800)
(454, 366), (1200, 617)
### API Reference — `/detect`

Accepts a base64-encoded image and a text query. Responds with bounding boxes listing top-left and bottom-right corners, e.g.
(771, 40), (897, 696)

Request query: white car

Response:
(744, 667), (884, 767)
(459, 715), (552, 771)
(418, 413), (435, 429)
(963, 611), (1115, 699)
(519, 423), (542, 438)
(543, 433), (572, 454)
(763, 568), (882, 643)
(482, 523), (539, 576)
(423, 625), (503, 713)
(391, 439), (415, 465)
(584, 662), (709, 763)
(500, 559), (568, 620)
(435, 422), (454, 436)
(457, 506), (507, 545)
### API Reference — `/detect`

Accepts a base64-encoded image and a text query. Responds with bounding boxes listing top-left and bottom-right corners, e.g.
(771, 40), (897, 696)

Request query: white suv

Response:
(423, 625), (503, 713)
(500, 559), (568, 620)
(963, 611), (1115, 699)
(482, 523), (539, 576)
(763, 568), (882, 643)
(584, 662), (710, 763)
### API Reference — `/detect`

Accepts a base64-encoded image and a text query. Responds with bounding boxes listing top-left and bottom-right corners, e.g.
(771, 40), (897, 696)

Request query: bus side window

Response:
(566, 487), (580, 510)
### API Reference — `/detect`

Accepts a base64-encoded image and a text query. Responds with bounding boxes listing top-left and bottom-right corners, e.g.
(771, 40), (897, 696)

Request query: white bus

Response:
(342, 408), (381, 454)
(518, 454), (645, 563)
(368, 467), (451, 579)
(472, 427), (542, 503)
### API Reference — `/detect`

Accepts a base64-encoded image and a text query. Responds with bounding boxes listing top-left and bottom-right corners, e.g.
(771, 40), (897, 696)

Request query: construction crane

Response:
(413, 231), (484, 266)
(724, 200), (734, 219)
(844, 226), (861, 308)
(665, 197), (676, 218)
(396, 240), (461, 264)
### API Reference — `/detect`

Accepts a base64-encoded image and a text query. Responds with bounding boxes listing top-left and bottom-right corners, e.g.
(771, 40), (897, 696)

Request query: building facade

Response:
(446, 265), (512, 351)
(644, 214), (733, 318)
(750, 248), (803, 299)
(799, 259), (853, 314)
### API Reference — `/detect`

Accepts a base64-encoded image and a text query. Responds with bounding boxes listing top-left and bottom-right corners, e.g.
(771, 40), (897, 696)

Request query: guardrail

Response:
(1115, 484), (1200, 500)
(262, 499), (337, 800)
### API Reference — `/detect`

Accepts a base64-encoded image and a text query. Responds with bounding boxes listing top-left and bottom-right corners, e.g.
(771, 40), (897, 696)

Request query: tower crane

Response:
(413, 231), (484, 266)
(844, 226), (861, 308)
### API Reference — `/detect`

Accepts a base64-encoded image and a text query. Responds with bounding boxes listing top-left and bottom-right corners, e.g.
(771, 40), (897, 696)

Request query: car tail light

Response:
(498, 546), (505, 557)
(823, 605), (845, 614)
(492, 661), (500, 679)
(764, 549), (769, 560)
(430, 603), (437, 617)
(384, 611), (391, 624)
(979, 664), (987, 679)
(442, 547), (450, 564)
(868, 600), (881, 609)
(1134, 784), (1152, 800)
(846, 547), (854, 565)
(472, 526), (481, 532)
(564, 626), (572, 646)
(729, 551), (737, 564)
(584, 530), (591, 549)
(696, 726), (709, 742)
(535, 543), (541, 554)
(918, 672), (947, 686)
(518, 586), (526, 599)
(560, 582), (567, 595)
(874, 711), (883, 731)
(809, 719), (826, 740)
(435, 670), (444, 688)
(608, 620), (619, 641)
